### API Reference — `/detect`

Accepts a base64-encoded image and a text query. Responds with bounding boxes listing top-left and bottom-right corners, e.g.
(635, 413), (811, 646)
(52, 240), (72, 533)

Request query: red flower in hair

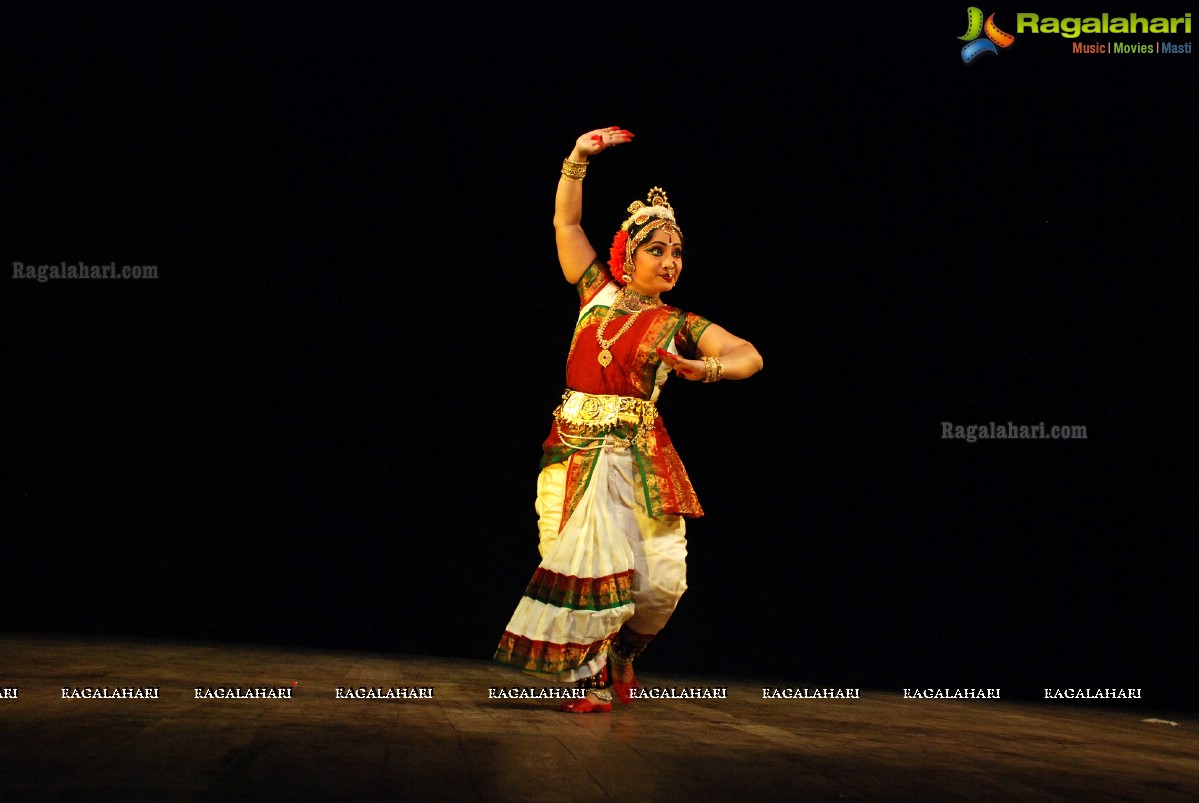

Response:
(608, 229), (630, 284)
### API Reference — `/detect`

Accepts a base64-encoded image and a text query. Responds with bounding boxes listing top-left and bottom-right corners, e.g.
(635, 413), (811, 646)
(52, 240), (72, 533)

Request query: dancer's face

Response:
(629, 228), (683, 297)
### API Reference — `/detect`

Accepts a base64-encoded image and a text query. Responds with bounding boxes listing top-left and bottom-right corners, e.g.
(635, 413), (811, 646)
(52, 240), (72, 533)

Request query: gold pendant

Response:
(597, 349), (612, 367)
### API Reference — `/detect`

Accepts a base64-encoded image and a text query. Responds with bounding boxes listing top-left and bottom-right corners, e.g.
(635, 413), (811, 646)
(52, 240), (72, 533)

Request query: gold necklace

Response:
(615, 288), (662, 312)
(595, 290), (653, 367)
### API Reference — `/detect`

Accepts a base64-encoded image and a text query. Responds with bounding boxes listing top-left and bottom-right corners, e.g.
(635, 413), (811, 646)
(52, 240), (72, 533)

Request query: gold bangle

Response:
(561, 158), (588, 181)
(702, 355), (724, 383)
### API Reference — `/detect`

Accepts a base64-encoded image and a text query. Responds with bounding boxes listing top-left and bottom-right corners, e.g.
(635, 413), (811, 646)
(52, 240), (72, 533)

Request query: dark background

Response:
(4, 2), (1194, 710)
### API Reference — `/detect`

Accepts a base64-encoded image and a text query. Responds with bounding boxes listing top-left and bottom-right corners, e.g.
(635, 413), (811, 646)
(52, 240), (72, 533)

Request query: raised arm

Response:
(554, 126), (634, 284)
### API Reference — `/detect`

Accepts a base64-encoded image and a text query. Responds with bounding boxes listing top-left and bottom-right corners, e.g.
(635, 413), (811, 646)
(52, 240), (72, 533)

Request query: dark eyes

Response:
(647, 247), (684, 258)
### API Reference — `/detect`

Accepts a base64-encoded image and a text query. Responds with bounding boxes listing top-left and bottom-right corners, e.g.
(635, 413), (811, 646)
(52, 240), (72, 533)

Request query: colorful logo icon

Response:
(959, 8), (1016, 63)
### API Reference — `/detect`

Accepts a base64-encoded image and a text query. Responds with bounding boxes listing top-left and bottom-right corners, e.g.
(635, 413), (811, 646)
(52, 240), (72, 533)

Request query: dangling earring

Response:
(621, 257), (633, 284)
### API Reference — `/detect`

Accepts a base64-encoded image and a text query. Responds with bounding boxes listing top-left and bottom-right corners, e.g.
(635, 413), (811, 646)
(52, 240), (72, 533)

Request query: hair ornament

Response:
(608, 229), (632, 284)
(620, 187), (677, 232)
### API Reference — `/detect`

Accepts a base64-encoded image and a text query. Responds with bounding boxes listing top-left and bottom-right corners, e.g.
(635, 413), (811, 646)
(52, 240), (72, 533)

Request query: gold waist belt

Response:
(554, 389), (658, 434)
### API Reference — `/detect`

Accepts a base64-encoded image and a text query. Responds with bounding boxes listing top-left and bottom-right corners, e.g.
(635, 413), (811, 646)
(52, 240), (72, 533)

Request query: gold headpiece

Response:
(621, 187), (678, 232)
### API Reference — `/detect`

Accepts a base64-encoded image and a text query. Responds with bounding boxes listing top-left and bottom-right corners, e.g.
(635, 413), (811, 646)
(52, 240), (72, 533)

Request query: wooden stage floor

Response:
(1, 635), (1194, 801)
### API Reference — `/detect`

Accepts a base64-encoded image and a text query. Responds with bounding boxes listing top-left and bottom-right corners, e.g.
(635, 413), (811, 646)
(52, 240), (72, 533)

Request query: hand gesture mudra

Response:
(574, 126), (635, 158)
(655, 349), (707, 382)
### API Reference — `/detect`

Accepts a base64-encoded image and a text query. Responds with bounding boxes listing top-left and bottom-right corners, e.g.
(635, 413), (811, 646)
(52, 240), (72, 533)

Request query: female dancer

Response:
(495, 126), (763, 712)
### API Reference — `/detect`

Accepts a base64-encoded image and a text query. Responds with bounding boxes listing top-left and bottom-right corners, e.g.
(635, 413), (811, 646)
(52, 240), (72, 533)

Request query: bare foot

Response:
(611, 662), (636, 683)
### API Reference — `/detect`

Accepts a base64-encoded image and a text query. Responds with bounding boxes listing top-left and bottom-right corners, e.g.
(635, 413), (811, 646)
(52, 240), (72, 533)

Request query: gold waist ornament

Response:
(553, 389), (657, 449)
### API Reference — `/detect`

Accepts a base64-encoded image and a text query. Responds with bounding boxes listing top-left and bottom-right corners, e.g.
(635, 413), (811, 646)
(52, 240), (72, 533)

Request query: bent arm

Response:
(698, 324), (764, 380)
(553, 127), (634, 284)
(554, 148), (595, 284)
(658, 324), (764, 381)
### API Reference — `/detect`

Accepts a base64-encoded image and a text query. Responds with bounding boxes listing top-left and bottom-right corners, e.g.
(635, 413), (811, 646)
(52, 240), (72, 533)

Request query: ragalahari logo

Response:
(959, 8), (1016, 62)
